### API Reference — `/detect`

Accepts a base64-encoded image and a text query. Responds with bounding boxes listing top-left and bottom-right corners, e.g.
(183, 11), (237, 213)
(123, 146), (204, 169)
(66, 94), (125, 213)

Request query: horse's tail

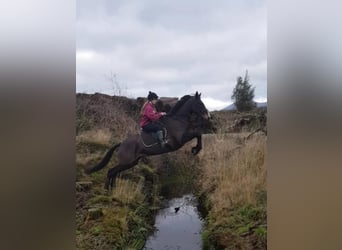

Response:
(85, 143), (121, 174)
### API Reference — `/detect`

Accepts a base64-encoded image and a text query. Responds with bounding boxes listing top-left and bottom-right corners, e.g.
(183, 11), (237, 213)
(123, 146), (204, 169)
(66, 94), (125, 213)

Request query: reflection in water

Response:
(144, 194), (203, 250)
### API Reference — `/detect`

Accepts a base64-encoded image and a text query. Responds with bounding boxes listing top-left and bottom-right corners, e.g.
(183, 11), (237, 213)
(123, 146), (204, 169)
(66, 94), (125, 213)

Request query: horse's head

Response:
(189, 91), (211, 120)
(168, 92), (211, 120)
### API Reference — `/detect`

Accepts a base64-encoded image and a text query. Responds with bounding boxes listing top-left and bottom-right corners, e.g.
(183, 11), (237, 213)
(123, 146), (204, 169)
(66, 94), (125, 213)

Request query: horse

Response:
(85, 91), (211, 190)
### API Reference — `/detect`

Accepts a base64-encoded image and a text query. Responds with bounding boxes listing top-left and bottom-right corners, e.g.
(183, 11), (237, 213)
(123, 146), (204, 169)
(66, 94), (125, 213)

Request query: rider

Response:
(140, 91), (168, 148)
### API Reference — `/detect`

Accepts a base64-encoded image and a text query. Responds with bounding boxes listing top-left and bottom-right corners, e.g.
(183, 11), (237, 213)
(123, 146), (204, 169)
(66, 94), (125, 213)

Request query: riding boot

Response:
(156, 130), (166, 148)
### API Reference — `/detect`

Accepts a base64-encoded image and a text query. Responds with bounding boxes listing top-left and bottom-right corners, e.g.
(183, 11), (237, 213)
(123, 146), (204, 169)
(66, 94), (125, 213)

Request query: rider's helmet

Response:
(147, 91), (158, 101)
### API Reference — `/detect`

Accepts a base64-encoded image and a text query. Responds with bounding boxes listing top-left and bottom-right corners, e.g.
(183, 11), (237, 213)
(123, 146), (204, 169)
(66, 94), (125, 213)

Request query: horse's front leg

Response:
(191, 134), (202, 155)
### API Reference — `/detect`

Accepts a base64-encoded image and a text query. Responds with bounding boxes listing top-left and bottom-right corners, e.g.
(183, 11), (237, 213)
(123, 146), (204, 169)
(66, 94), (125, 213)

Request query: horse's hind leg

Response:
(105, 158), (141, 190)
(105, 167), (118, 190)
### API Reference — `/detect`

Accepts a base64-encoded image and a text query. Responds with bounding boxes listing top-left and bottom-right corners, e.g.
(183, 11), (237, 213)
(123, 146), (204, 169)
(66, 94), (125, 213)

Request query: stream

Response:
(144, 194), (203, 250)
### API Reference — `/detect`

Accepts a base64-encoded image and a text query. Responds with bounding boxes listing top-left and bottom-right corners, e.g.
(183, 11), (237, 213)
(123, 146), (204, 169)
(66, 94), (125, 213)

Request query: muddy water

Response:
(144, 194), (203, 250)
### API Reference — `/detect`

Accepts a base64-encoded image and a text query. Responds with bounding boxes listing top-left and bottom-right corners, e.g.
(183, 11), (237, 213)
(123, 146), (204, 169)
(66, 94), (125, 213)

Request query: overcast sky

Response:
(76, 0), (266, 111)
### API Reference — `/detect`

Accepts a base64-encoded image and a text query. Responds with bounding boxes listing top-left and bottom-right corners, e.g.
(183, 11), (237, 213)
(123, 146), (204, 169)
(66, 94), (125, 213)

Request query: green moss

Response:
(202, 203), (267, 249)
(202, 229), (214, 250)
(90, 172), (106, 185)
(254, 225), (267, 238)
(90, 225), (102, 235)
(76, 163), (157, 249)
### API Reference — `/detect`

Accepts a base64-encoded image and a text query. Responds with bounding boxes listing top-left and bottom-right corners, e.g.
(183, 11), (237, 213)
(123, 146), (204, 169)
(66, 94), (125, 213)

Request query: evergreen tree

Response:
(231, 71), (256, 111)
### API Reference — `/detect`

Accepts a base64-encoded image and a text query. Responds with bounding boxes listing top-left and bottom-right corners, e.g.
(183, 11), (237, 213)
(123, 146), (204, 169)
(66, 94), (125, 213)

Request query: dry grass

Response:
(210, 111), (238, 133)
(111, 178), (145, 205)
(77, 128), (112, 146)
(76, 93), (140, 140)
(75, 93), (267, 249)
(211, 109), (267, 134)
(76, 94), (157, 249)
(198, 133), (267, 249)
(76, 151), (104, 168)
(76, 128), (114, 176)
(199, 133), (266, 209)
(76, 154), (153, 250)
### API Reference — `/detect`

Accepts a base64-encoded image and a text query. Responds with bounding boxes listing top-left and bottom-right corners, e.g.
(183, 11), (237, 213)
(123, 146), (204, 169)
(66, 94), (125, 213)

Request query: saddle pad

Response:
(141, 130), (159, 146)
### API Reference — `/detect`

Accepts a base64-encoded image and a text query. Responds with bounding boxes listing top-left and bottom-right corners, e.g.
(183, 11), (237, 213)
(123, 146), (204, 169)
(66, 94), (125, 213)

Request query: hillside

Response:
(76, 93), (266, 136)
(76, 93), (179, 136)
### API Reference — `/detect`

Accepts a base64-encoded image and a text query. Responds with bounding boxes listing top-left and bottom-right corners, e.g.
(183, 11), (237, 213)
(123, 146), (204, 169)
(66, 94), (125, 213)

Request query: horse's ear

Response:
(199, 93), (201, 97)
(195, 91), (199, 99)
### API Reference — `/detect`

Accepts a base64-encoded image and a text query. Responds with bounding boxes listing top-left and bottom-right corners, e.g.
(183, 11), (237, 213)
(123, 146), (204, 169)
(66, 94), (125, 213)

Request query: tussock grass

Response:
(76, 94), (158, 249)
(76, 160), (154, 250)
(200, 134), (266, 206)
(76, 128), (114, 169)
(111, 178), (145, 205)
(77, 128), (112, 146)
(198, 133), (267, 249)
(76, 93), (140, 139)
(76, 151), (104, 168)
(76, 93), (267, 249)
(76, 128), (155, 250)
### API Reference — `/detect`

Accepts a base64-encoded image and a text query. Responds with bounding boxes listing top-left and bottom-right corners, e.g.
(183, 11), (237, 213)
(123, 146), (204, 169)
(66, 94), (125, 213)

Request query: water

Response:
(144, 194), (203, 250)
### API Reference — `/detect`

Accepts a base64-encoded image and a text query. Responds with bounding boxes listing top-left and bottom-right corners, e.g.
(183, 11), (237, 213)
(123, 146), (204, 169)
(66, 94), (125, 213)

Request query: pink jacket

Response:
(140, 101), (163, 127)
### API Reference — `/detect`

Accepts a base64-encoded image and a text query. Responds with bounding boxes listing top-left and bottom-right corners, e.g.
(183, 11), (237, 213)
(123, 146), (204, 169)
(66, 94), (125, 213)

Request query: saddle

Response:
(140, 128), (167, 148)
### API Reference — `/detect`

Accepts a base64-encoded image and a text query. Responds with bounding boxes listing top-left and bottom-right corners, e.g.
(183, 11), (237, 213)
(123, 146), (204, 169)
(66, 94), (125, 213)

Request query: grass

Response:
(76, 168), (155, 249)
(76, 93), (267, 249)
(198, 133), (267, 249)
(76, 128), (267, 249)
(111, 178), (145, 205)
(76, 126), (157, 250)
(77, 128), (112, 146)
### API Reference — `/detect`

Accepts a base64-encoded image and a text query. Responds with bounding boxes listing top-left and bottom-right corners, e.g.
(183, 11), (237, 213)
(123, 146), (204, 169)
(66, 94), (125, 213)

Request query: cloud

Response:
(76, 0), (266, 103)
(202, 97), (231, 112)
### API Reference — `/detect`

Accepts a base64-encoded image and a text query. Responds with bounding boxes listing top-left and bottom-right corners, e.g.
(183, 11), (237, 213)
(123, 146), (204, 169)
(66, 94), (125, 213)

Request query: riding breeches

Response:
(142, 122), (163, 133)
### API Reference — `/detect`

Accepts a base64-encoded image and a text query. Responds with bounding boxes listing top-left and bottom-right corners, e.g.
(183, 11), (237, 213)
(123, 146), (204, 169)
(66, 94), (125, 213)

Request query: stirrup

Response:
(160, 139), (167, 147)
(161, 139), (169, 148)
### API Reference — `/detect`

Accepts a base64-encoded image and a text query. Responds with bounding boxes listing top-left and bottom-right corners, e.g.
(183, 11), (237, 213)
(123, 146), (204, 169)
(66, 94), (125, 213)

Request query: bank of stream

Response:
(144, 156), (204, 249)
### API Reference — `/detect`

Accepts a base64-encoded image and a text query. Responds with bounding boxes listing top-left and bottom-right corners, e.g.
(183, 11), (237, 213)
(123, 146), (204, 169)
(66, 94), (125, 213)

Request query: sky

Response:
(76, 0), (266, 111)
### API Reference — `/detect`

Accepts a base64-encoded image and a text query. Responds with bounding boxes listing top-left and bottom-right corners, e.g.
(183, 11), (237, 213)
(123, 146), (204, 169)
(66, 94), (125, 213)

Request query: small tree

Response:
(105, 71), (124, 96)
(231, 71), (256, 112)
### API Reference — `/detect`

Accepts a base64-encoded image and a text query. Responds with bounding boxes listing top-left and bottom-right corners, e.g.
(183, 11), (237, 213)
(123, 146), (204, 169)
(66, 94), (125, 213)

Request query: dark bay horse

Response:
(85, 92), (210, 190)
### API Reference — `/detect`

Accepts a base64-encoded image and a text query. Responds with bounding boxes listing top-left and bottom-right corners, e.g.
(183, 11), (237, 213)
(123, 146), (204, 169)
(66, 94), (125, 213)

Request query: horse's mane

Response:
(168, 95), (192, 115)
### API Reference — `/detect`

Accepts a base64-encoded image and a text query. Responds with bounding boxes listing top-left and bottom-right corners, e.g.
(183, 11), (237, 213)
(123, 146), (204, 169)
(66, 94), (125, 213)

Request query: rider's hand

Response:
(161, 112), (166, 116)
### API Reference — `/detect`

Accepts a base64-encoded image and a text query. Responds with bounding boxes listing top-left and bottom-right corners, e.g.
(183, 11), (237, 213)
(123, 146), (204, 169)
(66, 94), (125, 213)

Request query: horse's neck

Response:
(163, 116), (191, 137)
(167, 115), (189, 125)
(173, 102), (192, 117)
(166, 98), (193, 128)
